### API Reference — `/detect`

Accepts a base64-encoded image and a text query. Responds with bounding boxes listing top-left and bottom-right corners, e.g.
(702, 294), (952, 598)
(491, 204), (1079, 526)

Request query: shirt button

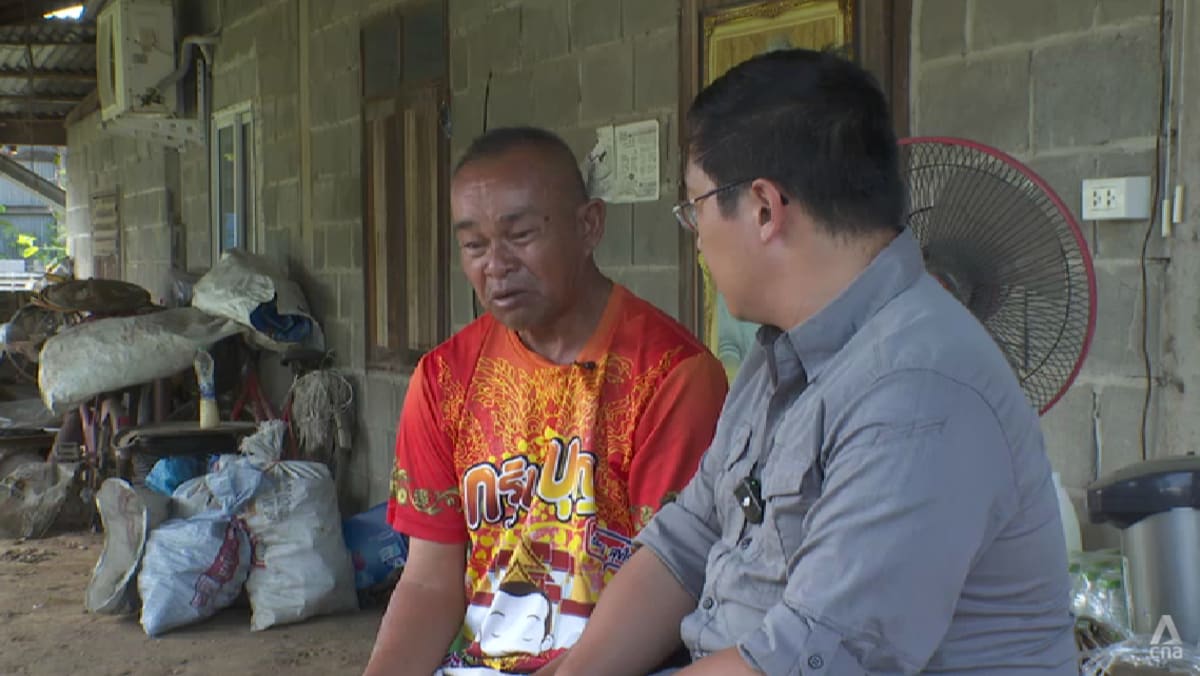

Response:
(808, 655), (825, 669)
(701, 597), (714, 610)
(739, 537), (752, 550)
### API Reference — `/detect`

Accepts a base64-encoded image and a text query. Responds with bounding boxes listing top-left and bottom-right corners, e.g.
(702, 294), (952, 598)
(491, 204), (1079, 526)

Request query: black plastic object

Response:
(1087, 455), (1200, 529)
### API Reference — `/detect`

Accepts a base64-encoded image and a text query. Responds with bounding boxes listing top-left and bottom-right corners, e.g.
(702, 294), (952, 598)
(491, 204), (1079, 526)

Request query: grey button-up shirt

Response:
(637, 230), (1078, 675)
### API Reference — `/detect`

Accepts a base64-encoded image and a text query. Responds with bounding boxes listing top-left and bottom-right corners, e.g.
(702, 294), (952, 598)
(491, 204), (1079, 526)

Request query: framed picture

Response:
(699, 0), (854, 381)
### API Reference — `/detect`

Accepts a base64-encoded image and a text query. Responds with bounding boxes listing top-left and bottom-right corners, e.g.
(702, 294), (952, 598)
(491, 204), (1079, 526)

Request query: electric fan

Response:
(898, 137), (1097, 415)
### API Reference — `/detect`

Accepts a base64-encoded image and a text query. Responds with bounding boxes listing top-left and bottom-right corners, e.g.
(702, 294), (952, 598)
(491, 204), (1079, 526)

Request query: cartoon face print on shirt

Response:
(478, 581), (555, 657)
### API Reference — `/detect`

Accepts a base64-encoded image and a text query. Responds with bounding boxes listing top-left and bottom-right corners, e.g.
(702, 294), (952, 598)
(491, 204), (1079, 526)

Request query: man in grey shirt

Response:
(545, 49), (1077, 675)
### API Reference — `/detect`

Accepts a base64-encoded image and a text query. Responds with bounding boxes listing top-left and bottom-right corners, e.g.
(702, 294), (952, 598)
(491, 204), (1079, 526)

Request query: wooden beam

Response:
(63, 86), (96, 126)
(0, 39), (95, 47)
(0, 119), (66, 146)
(0, 94), (83, 105)
(63, 86), (97, 126)
(0, 69), (95, 82)
(0, 152), (65, 206)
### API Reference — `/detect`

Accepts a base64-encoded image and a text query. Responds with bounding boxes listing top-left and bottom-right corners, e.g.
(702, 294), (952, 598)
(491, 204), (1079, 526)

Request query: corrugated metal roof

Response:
(0, 17), (94, 124)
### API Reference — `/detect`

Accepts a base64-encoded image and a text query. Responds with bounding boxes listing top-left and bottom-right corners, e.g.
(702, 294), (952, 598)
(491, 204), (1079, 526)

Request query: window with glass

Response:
(211, 105), (255, 263)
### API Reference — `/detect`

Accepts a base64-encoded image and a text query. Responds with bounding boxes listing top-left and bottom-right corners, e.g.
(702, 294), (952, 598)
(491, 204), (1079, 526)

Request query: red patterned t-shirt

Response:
(388, 284), (727, 674)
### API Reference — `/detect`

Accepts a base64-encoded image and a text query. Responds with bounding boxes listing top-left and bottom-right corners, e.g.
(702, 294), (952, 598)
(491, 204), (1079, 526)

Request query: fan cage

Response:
(899, 137), (1097, 415)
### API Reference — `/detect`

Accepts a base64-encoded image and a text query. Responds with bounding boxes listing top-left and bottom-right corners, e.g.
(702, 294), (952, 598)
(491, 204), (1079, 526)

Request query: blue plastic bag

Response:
(145, 455), (208, 496)
(342, 503), (408, 591)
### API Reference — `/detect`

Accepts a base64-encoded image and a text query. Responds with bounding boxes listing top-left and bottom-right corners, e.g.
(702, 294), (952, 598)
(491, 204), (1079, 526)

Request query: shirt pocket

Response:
(759, 421), (822, 572)
(715, 423), (755, 539)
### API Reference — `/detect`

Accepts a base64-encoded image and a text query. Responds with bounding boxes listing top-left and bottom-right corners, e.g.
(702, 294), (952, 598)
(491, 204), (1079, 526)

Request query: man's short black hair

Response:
(688, 48), (905, 236)
(454, 126), (588, 202)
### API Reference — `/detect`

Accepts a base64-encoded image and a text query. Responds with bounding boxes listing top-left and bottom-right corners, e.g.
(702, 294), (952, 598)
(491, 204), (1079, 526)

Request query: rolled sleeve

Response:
(738, 608), (867, 676)
(737, 371), (1018, 674)
(635, 420), (734, 600)
(636, 500), (715, 600)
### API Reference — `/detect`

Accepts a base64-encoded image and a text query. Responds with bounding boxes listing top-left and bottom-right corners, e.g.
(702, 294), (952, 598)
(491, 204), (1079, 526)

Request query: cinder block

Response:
(1099, 383), (1156, 475)
(486, 71), (535, 128)
(1024, 152), (1097, 232)
(971, 0), (1094, 50)
(449, 0), (493, 35)
(531, 55), (581, 127)
(260, 55), (298, 98)
(1039, 383), (1096, 491)
(1032, 26), (1158, 150)
(622, 0), (678, 38)
(451, 42), (469, 93)
(570, 0), (620, 48)
(452, 88), (485, 154)
(486, 8), (522, 74)
(325, 223), (357, 270)
(522, 0), (570, 64)
(580, 41), (634, 121)
(339, 271), (366, 322)
(311, 82), (340, 127)
(1097, 0), (1159, 25)
(1093, 149), (1165, 260)
(917, 0), (966, 59)
(613, 266), (679, 318)
(1083, 261), (1165, 379)
(263, 139), (300, 185)
(632, 197), (680, 266)
(557, 125), (598, 172)
(312, 175), (338, 224)
(337, 175), (363, 222)
(917, 53), (1030, 153)
(310, 223), (327, 270)
(633, 29), (678, 111)
(595, 203), (632, 267)
(275, 180), (300, 230)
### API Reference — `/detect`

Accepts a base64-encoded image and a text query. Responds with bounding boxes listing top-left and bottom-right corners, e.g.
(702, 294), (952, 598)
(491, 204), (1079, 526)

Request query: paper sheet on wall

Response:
(586, 119), (660, 203)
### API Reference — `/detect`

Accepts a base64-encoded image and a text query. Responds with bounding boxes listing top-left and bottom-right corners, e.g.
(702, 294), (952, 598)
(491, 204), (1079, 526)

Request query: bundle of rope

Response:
(288, 369), (355, 462)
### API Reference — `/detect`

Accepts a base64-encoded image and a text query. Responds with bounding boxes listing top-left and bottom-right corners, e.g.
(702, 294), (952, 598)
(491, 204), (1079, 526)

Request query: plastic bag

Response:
(192, 249), (324, 351)
(86, 479), (169, 614)
(1082, 637), (1200, 675)
(0, 461), (75, 539)
(234, 421), (357, 630)
(1070, 549), (1134, 653)
(343, 502), (408, 592)
(170, 474), (217, 520)
(145, 456), (208, 497)
(137, 460), (261, 636)
(38, 307), (243, 414)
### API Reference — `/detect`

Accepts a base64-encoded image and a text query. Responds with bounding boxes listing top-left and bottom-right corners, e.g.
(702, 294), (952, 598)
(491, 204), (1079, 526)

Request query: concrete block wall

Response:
(447, 0), (684, 333)
(64, 117), (177, 302)
(911, 0), (1200, 548)
(64, 0), (431, 513)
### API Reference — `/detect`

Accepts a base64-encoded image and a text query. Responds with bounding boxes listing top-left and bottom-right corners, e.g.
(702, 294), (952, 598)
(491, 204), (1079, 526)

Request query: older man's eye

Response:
(460, 240), (485, 254)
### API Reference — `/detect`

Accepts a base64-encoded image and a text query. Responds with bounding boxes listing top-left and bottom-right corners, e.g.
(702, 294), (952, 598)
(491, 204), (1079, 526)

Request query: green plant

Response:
(17, 230), (66, 268)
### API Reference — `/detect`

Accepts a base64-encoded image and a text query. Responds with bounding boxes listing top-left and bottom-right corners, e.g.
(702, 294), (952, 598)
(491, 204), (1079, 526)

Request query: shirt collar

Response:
(756, 228), (925, 384)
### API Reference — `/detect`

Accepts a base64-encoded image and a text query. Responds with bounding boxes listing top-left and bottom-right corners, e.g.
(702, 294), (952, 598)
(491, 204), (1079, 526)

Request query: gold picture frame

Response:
(699, 0), (854, 382)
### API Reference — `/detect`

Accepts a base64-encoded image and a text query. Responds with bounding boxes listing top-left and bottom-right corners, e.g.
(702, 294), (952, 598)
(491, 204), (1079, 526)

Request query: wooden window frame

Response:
(361, 4), (451, 370)
(676, 0), (912, 334)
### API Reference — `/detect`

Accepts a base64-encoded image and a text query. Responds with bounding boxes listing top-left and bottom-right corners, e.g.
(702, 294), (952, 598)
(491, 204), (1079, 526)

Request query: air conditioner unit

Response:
(97, 0), (176, 121)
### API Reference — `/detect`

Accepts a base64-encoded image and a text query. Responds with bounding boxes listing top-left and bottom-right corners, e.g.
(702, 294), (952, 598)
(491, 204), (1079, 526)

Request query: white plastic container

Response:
(1052, 471), (1083, 553)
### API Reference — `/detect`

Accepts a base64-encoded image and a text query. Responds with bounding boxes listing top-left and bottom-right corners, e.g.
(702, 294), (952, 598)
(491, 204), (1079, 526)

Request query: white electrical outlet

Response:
(1081, 176), (1151, 221)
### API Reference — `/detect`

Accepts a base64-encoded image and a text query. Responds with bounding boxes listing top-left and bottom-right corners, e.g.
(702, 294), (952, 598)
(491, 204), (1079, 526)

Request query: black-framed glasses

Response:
(672, 180), (751, 232)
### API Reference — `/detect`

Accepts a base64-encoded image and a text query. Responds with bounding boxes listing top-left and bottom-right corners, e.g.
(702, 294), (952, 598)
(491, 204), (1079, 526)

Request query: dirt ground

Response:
(0, 532), (386, 676)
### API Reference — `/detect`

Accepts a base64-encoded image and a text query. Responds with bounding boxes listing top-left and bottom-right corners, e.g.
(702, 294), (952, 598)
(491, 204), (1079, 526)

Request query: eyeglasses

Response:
(672, 180), (751, 233)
